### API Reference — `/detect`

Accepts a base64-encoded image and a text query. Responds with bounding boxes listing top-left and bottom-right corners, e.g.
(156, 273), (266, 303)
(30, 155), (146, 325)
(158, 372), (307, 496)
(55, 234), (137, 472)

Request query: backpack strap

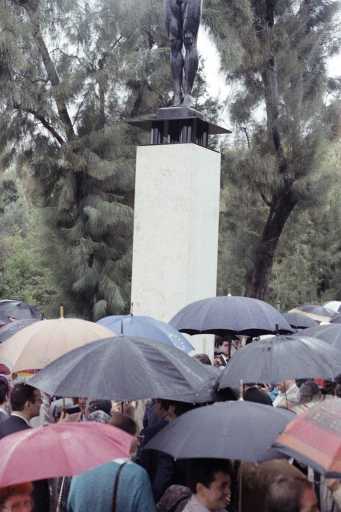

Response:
(112, 462), (127, 512)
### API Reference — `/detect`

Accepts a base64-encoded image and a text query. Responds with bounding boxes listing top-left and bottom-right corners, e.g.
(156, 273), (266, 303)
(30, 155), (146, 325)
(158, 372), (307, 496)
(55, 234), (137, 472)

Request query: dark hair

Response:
(265, 474), (311, 512)
(111, 412), (137, 436)
(0, 378), (9, 405)
(187, 458), (233, 493)
(10, 383), (37, 411)
(0, 482), (33, 507)
(299, 381), (321, 403)
(193, 354), (212, 366)
(335, 384), (341, 398)
(157, 399), (196, 417)
(87, 399), (112, 416)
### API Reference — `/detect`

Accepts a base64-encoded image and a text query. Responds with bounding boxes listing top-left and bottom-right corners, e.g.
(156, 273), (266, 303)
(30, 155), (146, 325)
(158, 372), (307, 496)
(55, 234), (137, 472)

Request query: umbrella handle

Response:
(56, 477), (66, 512)
(239, 380), (244, 400)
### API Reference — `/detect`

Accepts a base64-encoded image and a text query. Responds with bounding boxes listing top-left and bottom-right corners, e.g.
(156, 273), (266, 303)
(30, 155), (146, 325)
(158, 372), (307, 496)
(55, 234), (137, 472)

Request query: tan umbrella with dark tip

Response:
(0, 318), (114, 373)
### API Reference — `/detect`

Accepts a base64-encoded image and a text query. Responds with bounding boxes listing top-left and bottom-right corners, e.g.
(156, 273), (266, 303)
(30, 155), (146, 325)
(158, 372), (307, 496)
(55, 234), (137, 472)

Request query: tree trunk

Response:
(245, 189), (297, 298)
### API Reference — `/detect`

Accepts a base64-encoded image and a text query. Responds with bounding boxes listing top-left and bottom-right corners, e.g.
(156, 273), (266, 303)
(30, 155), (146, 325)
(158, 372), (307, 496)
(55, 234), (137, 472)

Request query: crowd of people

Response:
(0, 341), (340, 512)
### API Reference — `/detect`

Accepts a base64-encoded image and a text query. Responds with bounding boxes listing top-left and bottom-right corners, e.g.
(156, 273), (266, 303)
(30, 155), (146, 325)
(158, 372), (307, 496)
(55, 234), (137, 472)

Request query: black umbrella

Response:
(301, 324), (341, 351)
(0, 319), (38, 344)
(218, 335), (341, 389)
(0, 300), (42, 325)
(29, 336), (217, 402)
(170, 296), (293, 337)
(146, 401), (293, 462)
(283, 312), (318, 330)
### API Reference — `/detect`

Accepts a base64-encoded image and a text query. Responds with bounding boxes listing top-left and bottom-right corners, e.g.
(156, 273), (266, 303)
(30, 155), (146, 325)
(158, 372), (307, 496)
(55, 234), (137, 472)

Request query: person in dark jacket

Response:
(243, 384), (273, 406)
(0, 376), (9, 424)
(0, 383), (50, 512)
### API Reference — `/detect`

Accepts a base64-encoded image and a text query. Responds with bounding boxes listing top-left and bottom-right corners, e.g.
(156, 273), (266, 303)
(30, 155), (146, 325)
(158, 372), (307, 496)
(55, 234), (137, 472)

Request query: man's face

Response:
(299, 485), (319, 512)
(198, 471), (231, 511)
(221, 342), (230, 356)
(277, 380), (291, 393)
(2, 494), (33, 512)
(27, 390), (42, 419)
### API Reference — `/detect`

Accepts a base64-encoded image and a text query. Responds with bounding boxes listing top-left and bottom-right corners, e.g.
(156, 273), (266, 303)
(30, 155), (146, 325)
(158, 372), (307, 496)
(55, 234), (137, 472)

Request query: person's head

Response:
(87, 399), (112, 417)
(299, 381), (321, 404)
(265, 471), (318, 512)
(0, 482), (33, 512)
(111, 412), (138, 456)
(187, 459), (233, 511)
(193, 354), (212, 366)
(10, 384), (42, 420)
(74, 397), (87, 412)
(154, 399), (195, 421)
(335, 383), (341, 398)
(219, 341), (230, 356)
(0, 377), (9, 406)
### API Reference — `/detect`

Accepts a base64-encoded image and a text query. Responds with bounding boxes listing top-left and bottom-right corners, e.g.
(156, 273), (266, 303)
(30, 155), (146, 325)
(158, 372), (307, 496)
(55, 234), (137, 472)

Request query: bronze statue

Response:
(165, 0), (202, 106)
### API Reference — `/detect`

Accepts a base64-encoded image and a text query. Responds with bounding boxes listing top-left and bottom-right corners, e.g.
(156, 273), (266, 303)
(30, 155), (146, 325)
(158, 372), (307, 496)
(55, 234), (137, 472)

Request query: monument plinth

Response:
(129, 108), (229, 358)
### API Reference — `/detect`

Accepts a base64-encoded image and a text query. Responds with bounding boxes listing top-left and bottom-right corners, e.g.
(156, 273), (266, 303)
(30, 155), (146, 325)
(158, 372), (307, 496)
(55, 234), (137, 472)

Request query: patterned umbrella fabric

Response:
(218, 335), (341, 389)
(97, 315), (194, 353)
(170, 296), (293, 336)
(0, 318), (114, 372)
(0, 422), (133, 486)
(274, 398), (341, 477)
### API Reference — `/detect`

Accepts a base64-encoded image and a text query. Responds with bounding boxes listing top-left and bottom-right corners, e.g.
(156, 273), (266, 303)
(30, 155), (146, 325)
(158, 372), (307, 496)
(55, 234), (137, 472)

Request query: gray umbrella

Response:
(302, 324), (341, 351)
(145, 401), (293, 462)
(170, 296), (293, 336)
(283, 312), (318, 330)
(0, 319), (38, 343)
(218, 335), (341, 389)
(29, 336), (217, 402)
(0, 300), (42, 324)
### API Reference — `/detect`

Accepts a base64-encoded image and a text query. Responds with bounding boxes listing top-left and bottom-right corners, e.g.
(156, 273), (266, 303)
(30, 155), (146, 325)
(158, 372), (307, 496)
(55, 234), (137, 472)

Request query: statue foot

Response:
(182, 94), (193, 107)
(173, 93), (183, 106)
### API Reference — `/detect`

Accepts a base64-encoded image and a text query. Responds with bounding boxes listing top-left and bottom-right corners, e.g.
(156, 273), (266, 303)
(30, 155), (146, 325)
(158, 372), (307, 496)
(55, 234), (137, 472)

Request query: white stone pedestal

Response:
(131, 143), (221, 359)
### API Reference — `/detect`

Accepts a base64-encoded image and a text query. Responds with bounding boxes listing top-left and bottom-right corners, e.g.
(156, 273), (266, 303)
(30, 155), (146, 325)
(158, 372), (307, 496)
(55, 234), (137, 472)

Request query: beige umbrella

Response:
(0, 318), (114, 373)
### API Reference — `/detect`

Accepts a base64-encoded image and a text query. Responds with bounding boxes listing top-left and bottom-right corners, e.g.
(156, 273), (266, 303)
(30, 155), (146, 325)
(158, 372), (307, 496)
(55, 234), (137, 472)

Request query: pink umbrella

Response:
(0, 422), (133, 486)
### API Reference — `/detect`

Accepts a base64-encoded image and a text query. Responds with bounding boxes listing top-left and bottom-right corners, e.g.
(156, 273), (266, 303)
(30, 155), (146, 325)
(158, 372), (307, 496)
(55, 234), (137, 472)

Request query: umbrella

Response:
(283, 312), (318, 330)
(289, 305), (336, 324)
(331, 314), (341, 324)
(170, 296), (293, 336)
(29, 336), (217, 402)
(0, 319), (38, 344)
(0, 300), (42, 324)
(274, 398), (341, 478)
(0, 318), (114, 372)
(145, 401), (293, 462)
(301, 324), (341, 351)
(218, 335), (341, 389)
(324, 301), (341, 314)
(97, 315), (194, 353)
(0, 422), (133, 486)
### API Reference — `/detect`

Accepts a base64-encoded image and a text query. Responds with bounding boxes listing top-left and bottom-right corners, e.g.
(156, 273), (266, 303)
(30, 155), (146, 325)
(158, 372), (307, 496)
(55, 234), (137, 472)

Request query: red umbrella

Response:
(0, 422), (133, 486)
(274, 398), (341, 477)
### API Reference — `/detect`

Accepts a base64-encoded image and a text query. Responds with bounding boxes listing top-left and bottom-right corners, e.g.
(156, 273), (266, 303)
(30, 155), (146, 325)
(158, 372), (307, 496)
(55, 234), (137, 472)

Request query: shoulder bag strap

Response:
(112, 462), (127, 512)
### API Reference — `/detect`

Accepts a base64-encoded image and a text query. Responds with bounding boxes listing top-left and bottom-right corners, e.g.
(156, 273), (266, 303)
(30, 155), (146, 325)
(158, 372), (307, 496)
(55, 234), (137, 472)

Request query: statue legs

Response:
(182, 0), (201, 106)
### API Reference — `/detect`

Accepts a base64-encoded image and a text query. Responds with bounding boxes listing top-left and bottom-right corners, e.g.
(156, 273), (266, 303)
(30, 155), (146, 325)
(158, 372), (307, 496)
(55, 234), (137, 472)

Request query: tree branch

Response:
(13, 102), (65, 145)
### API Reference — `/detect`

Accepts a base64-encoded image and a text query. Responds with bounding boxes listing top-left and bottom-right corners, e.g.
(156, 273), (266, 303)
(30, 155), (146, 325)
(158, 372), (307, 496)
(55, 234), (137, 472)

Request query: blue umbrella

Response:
(97, 315), (194, 353)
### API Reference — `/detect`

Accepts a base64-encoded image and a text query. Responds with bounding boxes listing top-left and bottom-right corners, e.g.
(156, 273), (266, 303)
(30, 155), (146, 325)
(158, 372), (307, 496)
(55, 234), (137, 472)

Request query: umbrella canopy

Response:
(0, 318), (114, 372)
(332, 315), (341, 324)
(97, 315), (194, 353)
(170, 296), (293, 336)
(302, 324), (341, 351)
(274, 398), (341, 478)
(324, 301), (341, 314)
(289, 305), (336, 324)
(218, 335), (341, 389)
(0, 319), (38, 344)
(29, 336), (217, 402)
(283, 312), (318, 330)
(0, 422), (132, 486)
(0, 300), (42, 324)
(146, 401), (293, 462)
